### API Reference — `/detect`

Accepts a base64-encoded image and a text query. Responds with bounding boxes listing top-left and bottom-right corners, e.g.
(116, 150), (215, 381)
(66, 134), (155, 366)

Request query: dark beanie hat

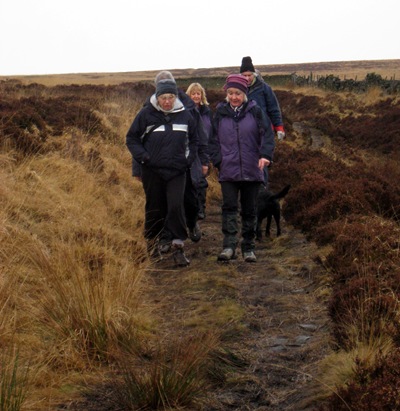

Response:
(240, 56), (255, 73)
(156, 79), (178, 97)
(223, 74), (248, 94)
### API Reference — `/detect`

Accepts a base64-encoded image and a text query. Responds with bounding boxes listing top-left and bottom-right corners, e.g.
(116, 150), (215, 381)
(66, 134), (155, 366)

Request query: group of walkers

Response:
(126, 56), (285, 267)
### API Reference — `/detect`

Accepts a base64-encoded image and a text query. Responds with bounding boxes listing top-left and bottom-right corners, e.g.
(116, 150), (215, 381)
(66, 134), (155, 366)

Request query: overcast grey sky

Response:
(1, 0), (399, 76)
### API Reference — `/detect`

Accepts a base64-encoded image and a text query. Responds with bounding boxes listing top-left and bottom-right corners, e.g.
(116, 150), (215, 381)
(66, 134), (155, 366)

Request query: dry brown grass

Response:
(0, 118), (153, 406)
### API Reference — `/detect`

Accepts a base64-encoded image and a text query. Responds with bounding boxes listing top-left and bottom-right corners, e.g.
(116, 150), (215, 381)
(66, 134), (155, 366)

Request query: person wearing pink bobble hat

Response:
(240, 56), (285, 141)
(209, 74), (275, 263)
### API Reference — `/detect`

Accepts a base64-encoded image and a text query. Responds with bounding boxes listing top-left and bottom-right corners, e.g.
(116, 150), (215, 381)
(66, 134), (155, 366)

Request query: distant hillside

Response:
(176, 59), (400, 80)
(2, 59), (399, 86)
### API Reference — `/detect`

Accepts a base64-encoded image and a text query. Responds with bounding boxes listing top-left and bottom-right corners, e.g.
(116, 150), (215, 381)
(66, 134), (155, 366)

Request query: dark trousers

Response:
(220, 181), (260, 252)
(141, 167), (187, 243)
(198, 176), (208, 215)
(184, 169), (199, 230)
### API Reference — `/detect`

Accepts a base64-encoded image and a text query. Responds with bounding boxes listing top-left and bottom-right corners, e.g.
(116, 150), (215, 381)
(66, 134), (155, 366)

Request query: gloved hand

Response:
(277, 130), (285, 141)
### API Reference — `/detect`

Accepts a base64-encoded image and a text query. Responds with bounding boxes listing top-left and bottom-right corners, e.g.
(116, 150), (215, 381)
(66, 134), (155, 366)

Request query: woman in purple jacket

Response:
(209, 74), (275, 263)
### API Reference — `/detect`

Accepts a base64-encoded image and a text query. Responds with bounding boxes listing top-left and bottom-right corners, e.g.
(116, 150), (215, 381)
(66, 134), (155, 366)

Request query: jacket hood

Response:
(150, 94), (185, 113)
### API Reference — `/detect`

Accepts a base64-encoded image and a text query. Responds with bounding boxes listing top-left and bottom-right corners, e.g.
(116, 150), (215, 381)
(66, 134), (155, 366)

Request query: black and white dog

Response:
(256, 184), (291, 240)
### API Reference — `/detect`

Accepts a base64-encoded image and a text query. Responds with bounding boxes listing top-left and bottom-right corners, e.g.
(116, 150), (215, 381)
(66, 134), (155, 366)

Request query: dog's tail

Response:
(271, 184), (291, 201)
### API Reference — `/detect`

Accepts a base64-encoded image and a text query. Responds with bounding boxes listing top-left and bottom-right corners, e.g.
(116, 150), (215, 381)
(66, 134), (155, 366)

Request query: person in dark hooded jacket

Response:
(240, 56), (285, 140)
(126, 79), (198, 267)
(132, 71), (209, 246)
(209, 74), (275, 263)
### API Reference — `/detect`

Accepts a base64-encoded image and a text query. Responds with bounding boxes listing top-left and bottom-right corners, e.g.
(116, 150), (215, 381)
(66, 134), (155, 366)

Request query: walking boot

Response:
(172, 243), (190, 267)
(243, 251), (257, 263)
(188, 222), (202, 242)
(218, 248), (235, 261)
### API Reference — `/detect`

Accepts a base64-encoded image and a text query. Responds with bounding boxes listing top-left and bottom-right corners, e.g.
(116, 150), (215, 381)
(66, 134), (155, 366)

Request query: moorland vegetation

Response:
(1, 63), (400, 410)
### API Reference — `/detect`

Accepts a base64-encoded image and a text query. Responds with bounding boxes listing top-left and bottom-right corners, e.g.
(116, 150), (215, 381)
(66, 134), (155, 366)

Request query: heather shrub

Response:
(328, 276), (399, 348)
(0, 96), (106, 155)
(283, 173), (373, 235)
(0, 99), (48, 155)
(276, 89), (400, 158)
(325, 215), (400, 283)
(275, 90), (324, 120)
(269, 145), (342, 190)
(363, 163), (400, 220)
(324, 215), (400, 347)
(0, 81), (155, 158)
(269, 89), (400, 411)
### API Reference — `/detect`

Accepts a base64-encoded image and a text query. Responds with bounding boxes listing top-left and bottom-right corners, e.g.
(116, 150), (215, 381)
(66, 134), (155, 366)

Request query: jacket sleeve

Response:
(132, 159), (142, 177)
(126, 108), (150, 165)
(263, 83), (284, 129)
(258, 108), (275, 161)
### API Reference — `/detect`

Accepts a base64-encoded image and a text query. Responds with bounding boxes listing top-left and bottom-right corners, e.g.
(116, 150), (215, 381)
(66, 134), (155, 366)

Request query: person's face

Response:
(157, 93), (176, 111)
(226, 88), (245, 107)
(241, 71), (255, 85)
(190, 89), (202, 106)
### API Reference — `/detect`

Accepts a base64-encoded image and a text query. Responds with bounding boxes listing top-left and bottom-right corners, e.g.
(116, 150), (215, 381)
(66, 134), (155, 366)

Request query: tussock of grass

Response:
(29, 242), (145, 363)
(116, 331), (222, 410)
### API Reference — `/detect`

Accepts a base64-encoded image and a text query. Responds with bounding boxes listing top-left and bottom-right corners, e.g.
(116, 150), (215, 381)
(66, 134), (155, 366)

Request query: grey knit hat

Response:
(156, 79), (178, 97)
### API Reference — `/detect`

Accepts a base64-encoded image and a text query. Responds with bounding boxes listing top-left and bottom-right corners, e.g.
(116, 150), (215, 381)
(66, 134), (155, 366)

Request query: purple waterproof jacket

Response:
(209, 100), (275, 182)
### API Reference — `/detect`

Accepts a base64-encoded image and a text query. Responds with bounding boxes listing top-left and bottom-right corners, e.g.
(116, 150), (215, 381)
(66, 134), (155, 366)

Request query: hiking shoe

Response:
(172, 245), (190, 267)
(243, 251), (257, 263)
(188, 222), (202, 243)
(218, 248), (235, 261)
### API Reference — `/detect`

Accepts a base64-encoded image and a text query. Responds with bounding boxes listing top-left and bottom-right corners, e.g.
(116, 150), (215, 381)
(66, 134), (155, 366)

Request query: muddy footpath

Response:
(145, 202), (333, 411)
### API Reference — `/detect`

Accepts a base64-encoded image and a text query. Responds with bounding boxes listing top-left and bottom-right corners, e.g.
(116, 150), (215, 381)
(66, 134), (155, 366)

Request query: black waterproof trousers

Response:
(220, 181), (260, 253)
(141, 166), (187, 244)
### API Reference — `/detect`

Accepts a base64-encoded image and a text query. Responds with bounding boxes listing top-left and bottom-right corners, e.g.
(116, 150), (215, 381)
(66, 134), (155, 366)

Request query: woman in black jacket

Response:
(126, 79), (198, 267)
